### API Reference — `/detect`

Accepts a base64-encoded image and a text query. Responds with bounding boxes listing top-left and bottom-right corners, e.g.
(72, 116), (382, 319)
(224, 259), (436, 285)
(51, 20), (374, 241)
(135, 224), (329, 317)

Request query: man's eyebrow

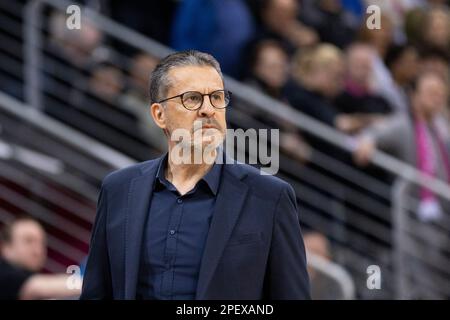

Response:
(175, 88), (225, 94)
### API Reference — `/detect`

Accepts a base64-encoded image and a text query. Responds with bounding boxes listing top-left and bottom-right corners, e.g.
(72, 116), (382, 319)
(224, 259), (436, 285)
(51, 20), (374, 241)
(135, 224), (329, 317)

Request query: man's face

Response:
(2, 220), (47, 272)
(321, 60), (345, 98)
(131, 54), (159, 91)
(394, 48), (418, 83)
(347, 47), (373, 88)
(264, 0), (299, 29)
(254, 45), (289, 90)
(420, 57), (449, 84)
(89, 66), (124, 102)
(154, 65), (227, 153)
(415, 74), (448, 117)
(425, 9), (449, 48)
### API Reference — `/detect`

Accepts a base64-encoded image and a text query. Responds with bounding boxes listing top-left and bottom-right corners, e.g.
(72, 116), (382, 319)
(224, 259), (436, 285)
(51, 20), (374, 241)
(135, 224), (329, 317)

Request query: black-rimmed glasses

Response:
(157, 90), (232, 110)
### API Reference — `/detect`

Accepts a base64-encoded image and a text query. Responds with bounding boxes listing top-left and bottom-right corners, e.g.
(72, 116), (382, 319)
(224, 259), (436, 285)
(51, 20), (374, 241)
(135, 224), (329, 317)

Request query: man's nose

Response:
(198, 95), (215, 117)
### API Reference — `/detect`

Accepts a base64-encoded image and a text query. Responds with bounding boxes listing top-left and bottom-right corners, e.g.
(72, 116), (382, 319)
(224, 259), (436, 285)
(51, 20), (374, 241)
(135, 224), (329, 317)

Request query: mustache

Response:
(191, 119), (223, 133)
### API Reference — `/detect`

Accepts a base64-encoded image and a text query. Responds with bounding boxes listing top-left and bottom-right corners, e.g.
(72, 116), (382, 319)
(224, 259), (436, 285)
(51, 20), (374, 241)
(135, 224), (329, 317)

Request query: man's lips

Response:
(192, 121), (221, 133)
(201, 124), (217, 129)
(193, 124), (219, 131)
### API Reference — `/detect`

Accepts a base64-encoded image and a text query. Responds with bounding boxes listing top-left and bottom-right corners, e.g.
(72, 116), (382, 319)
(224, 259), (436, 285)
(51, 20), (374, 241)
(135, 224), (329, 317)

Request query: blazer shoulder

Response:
(235, 162), (293, 201)
(101, 158), (159, 189)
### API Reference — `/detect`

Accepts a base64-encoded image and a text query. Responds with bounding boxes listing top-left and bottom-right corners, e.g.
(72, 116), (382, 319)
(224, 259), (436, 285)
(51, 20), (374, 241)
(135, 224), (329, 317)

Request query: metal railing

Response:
(0, 89), (132, 272)
(307, 252), (356, 300)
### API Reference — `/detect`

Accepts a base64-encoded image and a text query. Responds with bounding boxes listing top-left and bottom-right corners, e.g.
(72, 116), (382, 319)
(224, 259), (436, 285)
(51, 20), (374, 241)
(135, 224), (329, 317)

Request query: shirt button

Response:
(177, 198), (183, 204)
(169, 230), (176, 235)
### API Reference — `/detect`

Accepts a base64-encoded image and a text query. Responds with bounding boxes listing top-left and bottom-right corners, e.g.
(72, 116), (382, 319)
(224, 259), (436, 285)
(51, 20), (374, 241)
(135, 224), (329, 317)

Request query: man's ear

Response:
(150, 103), (166, 130)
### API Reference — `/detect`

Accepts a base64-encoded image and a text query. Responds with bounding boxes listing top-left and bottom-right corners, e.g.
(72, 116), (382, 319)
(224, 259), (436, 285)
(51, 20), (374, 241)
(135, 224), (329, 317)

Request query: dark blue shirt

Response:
(136, 155), (222, 300)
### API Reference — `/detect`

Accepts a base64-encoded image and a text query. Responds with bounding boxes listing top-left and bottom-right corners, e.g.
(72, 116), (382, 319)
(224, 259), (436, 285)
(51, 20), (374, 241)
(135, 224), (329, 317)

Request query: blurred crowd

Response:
(45, 0), (449, 167)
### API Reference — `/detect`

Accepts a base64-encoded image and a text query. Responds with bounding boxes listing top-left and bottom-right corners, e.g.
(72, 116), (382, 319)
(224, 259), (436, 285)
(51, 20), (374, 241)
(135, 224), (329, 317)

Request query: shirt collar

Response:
(154, 153), (222, 195)
(201, 158), (222, 195)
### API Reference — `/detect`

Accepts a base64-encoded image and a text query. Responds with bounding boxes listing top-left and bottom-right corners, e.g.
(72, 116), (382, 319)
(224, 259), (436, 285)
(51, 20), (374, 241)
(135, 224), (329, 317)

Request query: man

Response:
(0, 216), (81, 299)
(354, 71), (450, 298)
(355, 71), (450, 219)
(285, 44), (366, 134)
(354, 71), (449, 178)
(80, 50), (310, 300)
(335, 43), (393, 133)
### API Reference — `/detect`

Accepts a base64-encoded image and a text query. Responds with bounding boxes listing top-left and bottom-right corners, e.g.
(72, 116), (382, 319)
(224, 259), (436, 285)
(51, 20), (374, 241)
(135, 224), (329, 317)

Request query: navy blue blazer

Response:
(80, 155), (311, 300)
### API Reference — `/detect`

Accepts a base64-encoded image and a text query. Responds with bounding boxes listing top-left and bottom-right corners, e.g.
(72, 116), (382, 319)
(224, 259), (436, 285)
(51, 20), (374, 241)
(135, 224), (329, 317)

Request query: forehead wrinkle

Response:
(166, 66), (224, 95)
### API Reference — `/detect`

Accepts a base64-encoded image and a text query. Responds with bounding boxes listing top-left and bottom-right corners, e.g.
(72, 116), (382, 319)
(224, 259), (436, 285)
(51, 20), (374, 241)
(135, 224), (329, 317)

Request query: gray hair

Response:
(149, 50), (224, 104)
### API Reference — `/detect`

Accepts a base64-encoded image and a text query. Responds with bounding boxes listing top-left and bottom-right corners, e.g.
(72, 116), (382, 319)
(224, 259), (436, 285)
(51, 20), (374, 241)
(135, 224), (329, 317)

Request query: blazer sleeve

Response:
(80, 185), (113, 299)
(266, 183), (311, 299)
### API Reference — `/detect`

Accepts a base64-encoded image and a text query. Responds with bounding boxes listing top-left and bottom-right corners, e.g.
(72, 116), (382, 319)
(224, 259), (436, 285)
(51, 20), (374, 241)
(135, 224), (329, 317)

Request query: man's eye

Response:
(212, 94), (223, 101)
(187, 95), (200, 101)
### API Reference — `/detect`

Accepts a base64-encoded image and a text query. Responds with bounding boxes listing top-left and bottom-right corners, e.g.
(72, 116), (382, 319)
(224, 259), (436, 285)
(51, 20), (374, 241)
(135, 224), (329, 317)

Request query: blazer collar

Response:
(195, 154), (249, 299)
(124, 156), (163, 299)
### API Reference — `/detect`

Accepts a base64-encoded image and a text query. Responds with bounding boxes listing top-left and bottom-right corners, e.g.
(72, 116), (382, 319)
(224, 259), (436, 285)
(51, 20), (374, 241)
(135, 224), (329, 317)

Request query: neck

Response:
(165, 147), (217, 195)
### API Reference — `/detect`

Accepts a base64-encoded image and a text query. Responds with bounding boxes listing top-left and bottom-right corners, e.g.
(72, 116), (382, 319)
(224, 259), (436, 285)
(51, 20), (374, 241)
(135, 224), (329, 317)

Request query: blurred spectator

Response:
(56, 56), (153, 158)
(255, 0), (319, 54)
(0, 217), (81, 300)
(121, 52), (168, 152)
(419, 6), (450, 55)
(245, 39), (289, 99)
(285, 44), (365, 134)
(46, 12), (165, 160)
(383, 44), (420, 113)
(242, 39), (312, 162)
(358, 14), (409, 116)
(300, 0), (357, 48)
(304, 231), (348, 299)
(335, 43), (393, 134)
(404, 6), (428, 45)
(124, 52), (159, 102)
(355, 72), (448, 160)
(171, 0), (255, 78)
(418, 47), (450, 84)
(366, 0), (426, 43)
(358, 13), (394, 59)
(88, 62), (125, 104)
(354, 72), (450, 221)
(49, 12), (104, 70)
(47, 12), (111, 109)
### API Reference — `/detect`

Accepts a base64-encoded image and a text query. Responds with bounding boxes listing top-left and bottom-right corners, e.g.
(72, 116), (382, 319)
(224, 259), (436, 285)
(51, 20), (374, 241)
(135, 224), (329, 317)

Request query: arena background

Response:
(0, 0), (449, 299)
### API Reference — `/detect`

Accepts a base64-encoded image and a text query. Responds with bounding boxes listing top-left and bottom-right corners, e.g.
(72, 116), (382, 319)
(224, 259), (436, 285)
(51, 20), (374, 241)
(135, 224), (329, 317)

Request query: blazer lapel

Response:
(124, 158), (162, 299)
(195, 162), (249, 299)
